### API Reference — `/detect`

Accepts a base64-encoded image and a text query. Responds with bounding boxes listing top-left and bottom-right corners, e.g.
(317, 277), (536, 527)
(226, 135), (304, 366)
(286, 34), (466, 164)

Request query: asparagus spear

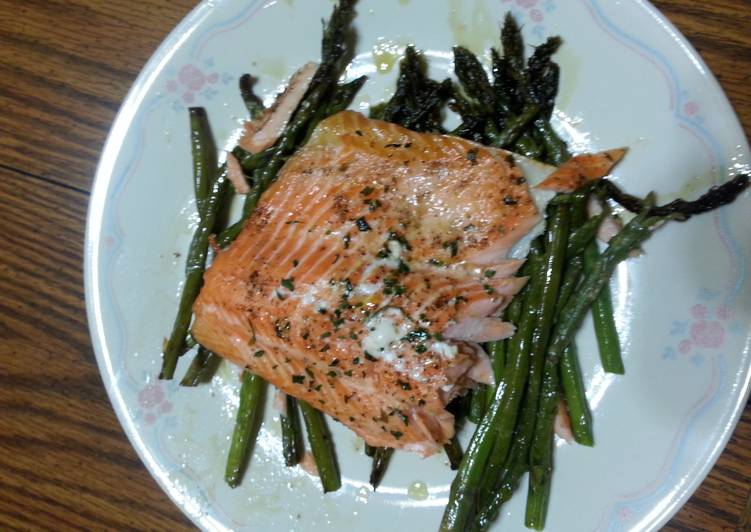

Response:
(439, 242), (544, 532)
(567, 210), (607, 258)
(501, 13), (525, 72)
(376, 46), (451, 133)
(524, 207), (665, 529)
(478, 204), (570, 507)
(160, 166), (228, 379)
(560, 342), (594, 446)
(369, 447), (394, 490)
(160, 106), (229, 379)
(488, 105), (540, 148)
(303, 75), (368, 141)
(585, 173), (749, 371)
(486, 339), (507, 384)
(526, 37), (563, 120)
(238, 74), (266, 119)
(468, 386), (487, 424)
(225, 371), (266, 488)
(216, 0), (359, 247)
(584, 241), (624, 375)
(444, 436), (464, 471)
(188, 107), (217, 217)
(556, 192), (594, 446)
(231, 145), (273, 175)
(596, 174), (749, 220)
(179, 347), (222, 387)
(299, 400), (341, 493)
(453, 46), (495, 115)
(281, 395), (303, 467)
(491, 47), (523, 118)
(476, 206), (664, 530)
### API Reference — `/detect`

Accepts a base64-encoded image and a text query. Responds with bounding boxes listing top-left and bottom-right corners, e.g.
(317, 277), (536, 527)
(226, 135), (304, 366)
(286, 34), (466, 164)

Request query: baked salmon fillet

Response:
(192, 110), (540, 455)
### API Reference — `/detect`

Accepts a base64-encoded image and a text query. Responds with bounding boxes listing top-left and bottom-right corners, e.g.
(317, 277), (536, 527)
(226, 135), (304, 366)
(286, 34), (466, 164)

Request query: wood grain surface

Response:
(0, 1), (748, 530)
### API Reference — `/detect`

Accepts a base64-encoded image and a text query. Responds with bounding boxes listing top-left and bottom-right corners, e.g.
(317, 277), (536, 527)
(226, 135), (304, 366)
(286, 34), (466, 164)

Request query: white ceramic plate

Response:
(84, 1), (751, 530)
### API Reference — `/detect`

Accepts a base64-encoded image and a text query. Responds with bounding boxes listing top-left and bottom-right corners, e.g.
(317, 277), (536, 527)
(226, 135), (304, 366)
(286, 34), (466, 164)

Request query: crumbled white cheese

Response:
(354, 238), (406, 296)
(362, 307), (411, 362)
(409, 367), (428, 383)
(430, 340), (458, 360)
(297, 279), (331, 307)
(387, 239), (403, 260)
(354, 280), (382, 296)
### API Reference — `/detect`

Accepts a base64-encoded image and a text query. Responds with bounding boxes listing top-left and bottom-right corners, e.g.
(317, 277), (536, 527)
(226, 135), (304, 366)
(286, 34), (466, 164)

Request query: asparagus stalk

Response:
(488, 105), (540, 148)
(369, 447), (394, 490)
(443, 436), (464, 471)
(281, 395), (303, 467)
(180, 347), (222, 387)
(584, 241), (624, 375)
(231, 145), (273, 175)
(524, 208), (664, 529)
(596, 174), (749, 220)
(453, 46), (496, 115)
(160, 167), (228, 379)
(299, 400), (341, 493)
(477, 207), (664, 530)
(567, 210), (607, 258)
(478, 204), (570, 506)
(188, 107), (217, 217)
(439, 243), (544, 532)
(160, 105), (229, 379)
(376, 46), (451, 133)
(559, 342), (594, 446)
(468, 386), (487, 424)
(225, 371), (266, 488)
(216, 0), (358, 247)
(238, 74), (266, 119)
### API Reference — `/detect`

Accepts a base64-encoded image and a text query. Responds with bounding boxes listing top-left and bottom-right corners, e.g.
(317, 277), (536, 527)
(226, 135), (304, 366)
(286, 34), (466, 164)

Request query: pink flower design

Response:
(138, 382), (173, 425)
(618, 507), (633, 522)
(690, 320), (725, 349)
(178, 64), (206, 91)
(530, 8), (543, 22)
(683, 101), (700, 117)
(691, 304), (707, 319)
(138, 383), (164, 408)
(164, 62), (223, 106)
(717, 305), (732, 320)
(517, 0), (537, 7)
(666, 292), (738, 365)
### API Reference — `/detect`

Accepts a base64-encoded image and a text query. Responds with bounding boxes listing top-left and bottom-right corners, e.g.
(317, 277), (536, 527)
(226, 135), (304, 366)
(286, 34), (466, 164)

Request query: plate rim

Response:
(83, 1), (751, 530)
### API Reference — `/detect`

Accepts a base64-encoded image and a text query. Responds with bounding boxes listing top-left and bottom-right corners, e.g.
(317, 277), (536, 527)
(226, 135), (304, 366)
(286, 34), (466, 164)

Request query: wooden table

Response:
(0, 1), (748, 530)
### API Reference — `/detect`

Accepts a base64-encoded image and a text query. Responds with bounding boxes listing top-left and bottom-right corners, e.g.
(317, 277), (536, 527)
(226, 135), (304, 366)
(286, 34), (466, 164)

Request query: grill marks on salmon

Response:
(192, 111), (540, 455)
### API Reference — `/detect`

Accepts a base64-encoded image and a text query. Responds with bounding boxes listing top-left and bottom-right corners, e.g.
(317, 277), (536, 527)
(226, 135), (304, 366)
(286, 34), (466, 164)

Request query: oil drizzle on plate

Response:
(407, 480), (429, 500)
(447, 0), (496, 55)
(372, 38), (401, 73)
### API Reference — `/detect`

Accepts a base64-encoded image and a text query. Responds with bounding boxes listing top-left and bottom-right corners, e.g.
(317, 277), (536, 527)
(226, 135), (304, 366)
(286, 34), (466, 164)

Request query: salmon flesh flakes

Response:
(192, 111), (538, 455)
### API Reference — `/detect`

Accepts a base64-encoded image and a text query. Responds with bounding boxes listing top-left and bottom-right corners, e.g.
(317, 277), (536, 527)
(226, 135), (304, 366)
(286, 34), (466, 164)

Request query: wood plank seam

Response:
(0, 163), (89, 195)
